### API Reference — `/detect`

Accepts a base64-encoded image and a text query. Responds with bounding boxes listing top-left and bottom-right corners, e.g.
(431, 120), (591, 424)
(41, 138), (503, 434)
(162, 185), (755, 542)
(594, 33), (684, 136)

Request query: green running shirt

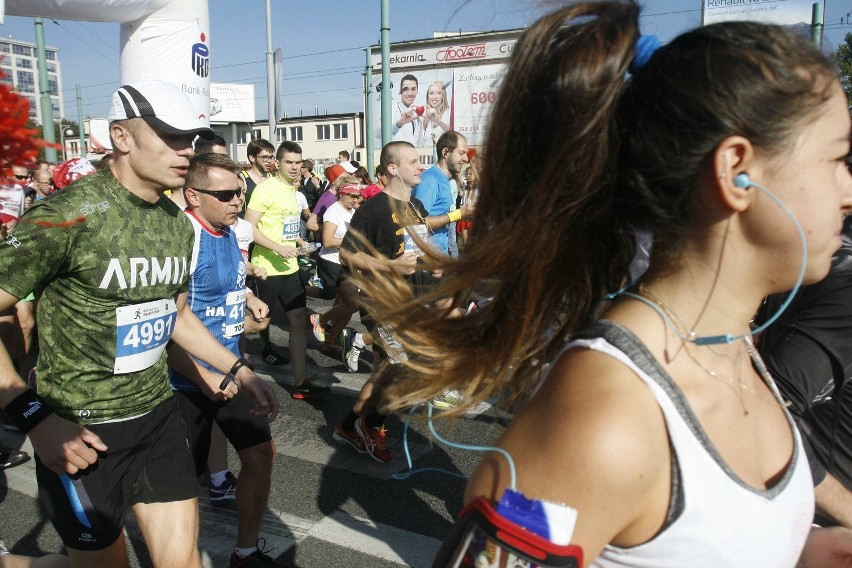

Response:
(0, 170), (194, 424)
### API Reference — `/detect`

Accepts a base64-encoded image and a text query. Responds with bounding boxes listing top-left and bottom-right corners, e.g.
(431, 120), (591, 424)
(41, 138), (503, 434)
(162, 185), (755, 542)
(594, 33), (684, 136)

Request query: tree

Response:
(837, 33), (852, 109)
(24, 119), (80, 162)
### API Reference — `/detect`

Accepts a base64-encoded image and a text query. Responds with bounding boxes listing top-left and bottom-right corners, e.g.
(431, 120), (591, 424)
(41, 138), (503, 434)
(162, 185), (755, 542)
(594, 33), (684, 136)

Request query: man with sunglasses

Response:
(0, 80), (278, 568)
(168, 153), (278, 567)
(0, 166), (27, 238)
(10, 167), (30, 182)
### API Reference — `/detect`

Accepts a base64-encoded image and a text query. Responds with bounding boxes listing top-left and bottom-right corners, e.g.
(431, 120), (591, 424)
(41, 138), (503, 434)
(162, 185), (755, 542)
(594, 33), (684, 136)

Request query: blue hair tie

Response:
(629, 34), (661, 73)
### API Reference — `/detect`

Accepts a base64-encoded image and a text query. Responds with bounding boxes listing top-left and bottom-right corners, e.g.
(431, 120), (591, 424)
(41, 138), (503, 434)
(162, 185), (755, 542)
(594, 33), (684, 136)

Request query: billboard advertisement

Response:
(370, 35), (516, 150)
(452, 63), (507, 146)
(374, 69), (455, 149)
(703, 0), (816, 26)
(369, 39), (516, 71)
(209, 82), (255, 124)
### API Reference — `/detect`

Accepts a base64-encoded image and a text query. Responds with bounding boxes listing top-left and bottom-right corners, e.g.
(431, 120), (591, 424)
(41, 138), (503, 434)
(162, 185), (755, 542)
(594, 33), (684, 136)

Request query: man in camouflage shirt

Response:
(0, 81), (278, 568)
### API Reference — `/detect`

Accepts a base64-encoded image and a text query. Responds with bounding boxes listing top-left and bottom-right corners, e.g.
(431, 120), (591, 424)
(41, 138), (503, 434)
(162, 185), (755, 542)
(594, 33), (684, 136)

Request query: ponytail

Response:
(354, 1), (644, 413)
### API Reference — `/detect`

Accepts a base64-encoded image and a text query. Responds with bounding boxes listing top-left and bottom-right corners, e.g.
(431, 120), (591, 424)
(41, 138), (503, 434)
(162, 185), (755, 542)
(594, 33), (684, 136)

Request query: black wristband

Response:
(219, 357), (253, 391)
(218, 374), (237, 391)
(228, 356), (254, 377)
(5, 388), (54, 434)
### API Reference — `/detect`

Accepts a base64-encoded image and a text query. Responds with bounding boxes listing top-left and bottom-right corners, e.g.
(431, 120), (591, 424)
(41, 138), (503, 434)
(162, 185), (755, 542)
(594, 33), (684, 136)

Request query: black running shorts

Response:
(173, 389), (272, 476)
(35, 396), (197, 551)
(316, 257), (345, 290)
(255, 271), (306, 313)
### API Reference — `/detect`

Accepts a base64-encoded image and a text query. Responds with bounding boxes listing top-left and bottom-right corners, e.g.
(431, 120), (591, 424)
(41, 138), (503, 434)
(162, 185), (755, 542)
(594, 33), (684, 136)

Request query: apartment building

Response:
(0, 37), (64, 125)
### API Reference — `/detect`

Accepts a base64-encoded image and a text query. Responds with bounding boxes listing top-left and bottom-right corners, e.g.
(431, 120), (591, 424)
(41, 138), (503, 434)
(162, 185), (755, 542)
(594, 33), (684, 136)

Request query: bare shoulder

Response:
(465, 346), (672, 555)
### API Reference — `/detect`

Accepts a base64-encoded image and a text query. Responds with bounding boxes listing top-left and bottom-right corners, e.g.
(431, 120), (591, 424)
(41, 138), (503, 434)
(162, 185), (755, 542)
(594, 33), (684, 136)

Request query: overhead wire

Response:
(68, 20), (119, 54)
(48, 3), (852, 115)
(61, 2), (852, 94)
(48, 19), (119, 66)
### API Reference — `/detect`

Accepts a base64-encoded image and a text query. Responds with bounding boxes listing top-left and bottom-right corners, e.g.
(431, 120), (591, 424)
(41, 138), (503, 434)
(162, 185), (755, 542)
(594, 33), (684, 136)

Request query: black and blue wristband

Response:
(5, 388), (54, 433)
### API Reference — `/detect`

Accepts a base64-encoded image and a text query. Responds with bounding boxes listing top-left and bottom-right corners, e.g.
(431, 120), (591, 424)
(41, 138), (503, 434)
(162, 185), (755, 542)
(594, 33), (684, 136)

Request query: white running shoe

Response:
(376, 325), (408, 364)
(431, 389), (463, 409)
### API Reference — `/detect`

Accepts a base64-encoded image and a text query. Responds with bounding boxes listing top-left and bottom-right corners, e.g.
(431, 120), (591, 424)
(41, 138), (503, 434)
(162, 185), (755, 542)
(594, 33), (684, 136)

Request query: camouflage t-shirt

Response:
(0, 170), (194, 424)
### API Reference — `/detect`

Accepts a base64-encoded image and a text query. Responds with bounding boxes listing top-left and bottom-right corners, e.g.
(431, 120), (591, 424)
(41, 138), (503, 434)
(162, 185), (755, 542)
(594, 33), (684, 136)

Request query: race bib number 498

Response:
(114, 299), (177, 374)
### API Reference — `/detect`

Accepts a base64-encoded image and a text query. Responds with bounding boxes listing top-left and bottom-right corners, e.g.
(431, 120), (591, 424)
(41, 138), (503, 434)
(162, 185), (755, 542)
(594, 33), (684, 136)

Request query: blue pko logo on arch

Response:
(191, 33), (209, 78)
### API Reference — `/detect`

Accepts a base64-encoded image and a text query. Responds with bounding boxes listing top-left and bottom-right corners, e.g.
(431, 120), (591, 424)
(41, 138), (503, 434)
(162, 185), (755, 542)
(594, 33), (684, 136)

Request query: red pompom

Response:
(0, 65), (60, 183)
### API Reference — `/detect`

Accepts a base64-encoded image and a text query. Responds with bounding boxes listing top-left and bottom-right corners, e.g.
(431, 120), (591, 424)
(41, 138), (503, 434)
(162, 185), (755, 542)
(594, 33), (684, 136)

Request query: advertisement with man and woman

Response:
(374, 64), (508, 151)
(381, 70), (454, 148)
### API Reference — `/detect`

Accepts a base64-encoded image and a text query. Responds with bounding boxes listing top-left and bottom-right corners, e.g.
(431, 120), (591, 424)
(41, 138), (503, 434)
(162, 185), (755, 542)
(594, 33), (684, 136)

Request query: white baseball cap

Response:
(108, 80), (214, 139)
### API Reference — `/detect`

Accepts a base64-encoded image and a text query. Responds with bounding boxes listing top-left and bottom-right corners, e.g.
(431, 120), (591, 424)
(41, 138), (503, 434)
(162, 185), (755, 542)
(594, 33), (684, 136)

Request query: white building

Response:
(0, 37), (64, 125)
(211, 112), (365, 172)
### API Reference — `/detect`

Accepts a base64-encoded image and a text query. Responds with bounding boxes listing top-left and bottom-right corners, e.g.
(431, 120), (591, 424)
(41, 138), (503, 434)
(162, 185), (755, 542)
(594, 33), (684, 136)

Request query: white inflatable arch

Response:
(4, 0), (211, 122)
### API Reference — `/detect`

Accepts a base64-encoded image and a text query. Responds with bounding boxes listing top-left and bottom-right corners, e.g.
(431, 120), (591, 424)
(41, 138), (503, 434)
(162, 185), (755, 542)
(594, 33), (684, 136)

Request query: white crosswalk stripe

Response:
(4, 418), (452, 568)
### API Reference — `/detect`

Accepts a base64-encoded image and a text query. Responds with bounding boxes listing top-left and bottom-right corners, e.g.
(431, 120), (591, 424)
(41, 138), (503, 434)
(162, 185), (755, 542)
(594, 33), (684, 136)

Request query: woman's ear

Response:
(713, 136), (756, 212)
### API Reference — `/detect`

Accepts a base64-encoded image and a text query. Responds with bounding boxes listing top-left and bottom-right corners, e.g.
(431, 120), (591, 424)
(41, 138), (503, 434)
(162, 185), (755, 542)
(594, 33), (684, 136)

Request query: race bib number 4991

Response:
(114, 299), (177, 374)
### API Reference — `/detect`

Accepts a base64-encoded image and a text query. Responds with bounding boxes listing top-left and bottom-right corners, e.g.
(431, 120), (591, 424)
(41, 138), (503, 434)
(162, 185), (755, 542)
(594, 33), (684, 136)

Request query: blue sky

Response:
(1, 0), (850, 121)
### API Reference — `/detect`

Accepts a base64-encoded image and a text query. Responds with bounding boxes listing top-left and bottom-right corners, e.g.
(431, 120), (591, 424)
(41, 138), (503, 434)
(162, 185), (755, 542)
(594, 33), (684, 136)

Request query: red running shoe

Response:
(354, 417), (391, 463)
(333, 423), (366, 453)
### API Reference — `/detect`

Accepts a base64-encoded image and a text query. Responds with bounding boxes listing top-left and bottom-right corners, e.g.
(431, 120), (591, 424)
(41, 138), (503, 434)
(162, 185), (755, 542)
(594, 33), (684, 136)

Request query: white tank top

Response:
(566, 322), (814, 568)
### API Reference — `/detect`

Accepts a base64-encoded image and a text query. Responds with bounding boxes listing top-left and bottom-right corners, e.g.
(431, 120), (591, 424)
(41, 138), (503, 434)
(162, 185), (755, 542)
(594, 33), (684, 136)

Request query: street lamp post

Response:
(59, 120), (66, 160)
(57, 120), (74, 161)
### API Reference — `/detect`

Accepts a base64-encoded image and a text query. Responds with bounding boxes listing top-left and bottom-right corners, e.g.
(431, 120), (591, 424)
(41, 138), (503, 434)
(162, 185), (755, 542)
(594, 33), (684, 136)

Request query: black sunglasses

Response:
(14, 174), (30, 180)
(192, 188), (243, 202)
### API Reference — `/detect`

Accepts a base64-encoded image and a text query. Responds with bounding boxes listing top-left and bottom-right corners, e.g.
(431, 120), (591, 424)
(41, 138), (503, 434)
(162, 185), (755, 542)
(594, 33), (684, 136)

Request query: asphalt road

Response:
(0, 295), (512, 567)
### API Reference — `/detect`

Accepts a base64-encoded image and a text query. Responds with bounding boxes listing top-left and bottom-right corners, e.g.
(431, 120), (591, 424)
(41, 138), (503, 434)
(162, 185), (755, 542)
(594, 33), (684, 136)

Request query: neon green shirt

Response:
(246, 175), (300, 276)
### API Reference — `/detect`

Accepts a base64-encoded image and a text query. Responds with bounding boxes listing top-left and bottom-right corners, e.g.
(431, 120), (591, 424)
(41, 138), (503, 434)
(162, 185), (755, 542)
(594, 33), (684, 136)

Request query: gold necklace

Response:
(406, 200), (434, 235)
(637, 284), (778, 408)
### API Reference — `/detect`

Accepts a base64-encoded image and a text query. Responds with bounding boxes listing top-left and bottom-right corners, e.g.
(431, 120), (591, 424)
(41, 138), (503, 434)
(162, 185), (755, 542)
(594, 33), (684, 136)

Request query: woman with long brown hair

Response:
(356, 1), (852, 565)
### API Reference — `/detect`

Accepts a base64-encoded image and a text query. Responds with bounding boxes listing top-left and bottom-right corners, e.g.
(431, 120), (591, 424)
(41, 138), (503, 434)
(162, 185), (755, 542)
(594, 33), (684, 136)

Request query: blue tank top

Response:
(169, 210), (247, 392)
